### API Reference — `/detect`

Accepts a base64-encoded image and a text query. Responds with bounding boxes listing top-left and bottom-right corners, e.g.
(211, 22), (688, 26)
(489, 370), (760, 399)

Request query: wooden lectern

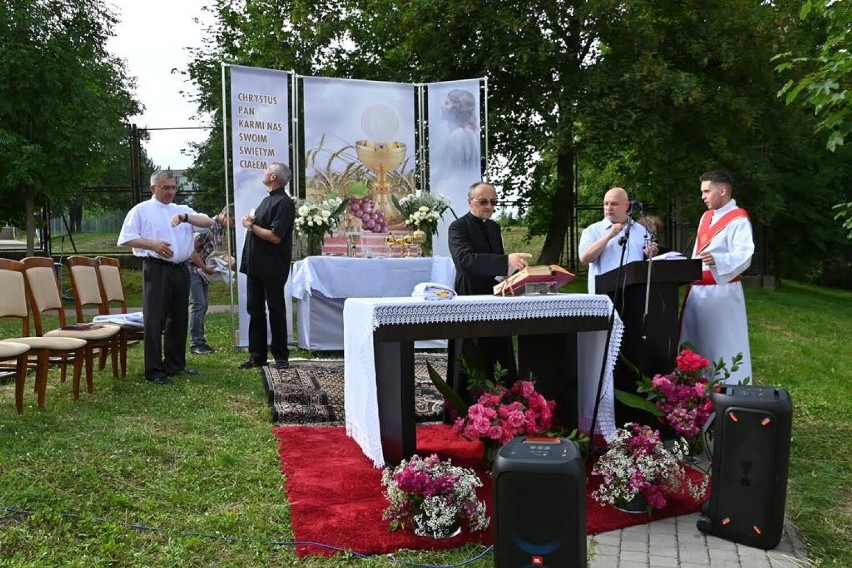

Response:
(595, 258), (702, 427)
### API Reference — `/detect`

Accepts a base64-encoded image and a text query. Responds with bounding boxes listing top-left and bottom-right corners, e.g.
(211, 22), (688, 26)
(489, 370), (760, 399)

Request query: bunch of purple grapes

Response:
(348, 197), (389, 233)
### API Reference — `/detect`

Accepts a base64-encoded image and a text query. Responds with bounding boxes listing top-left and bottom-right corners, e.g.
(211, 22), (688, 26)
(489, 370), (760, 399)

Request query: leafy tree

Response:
(774, 0), (852, 240)
(0, 0), (140, 254)
(185, 0), (849, 283)
(775, 0), (851, 152)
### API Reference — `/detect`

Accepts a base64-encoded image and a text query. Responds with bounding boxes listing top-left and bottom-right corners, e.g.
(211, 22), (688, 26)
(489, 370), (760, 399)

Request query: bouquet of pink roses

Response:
(643, 349), (715, 439)
(452, 380), (556, 445)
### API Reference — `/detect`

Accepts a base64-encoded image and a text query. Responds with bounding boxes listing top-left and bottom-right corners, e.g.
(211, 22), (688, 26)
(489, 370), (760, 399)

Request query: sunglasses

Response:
(472, 198), (499, 206)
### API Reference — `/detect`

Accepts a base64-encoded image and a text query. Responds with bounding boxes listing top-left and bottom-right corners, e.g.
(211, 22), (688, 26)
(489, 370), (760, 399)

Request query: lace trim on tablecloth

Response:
(370, 296), (613, 329)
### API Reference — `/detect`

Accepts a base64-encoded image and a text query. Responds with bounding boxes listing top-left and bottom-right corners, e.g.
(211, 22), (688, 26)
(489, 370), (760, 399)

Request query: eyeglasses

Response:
(472, 198), (499, 206)
(157, 185), (177, 191)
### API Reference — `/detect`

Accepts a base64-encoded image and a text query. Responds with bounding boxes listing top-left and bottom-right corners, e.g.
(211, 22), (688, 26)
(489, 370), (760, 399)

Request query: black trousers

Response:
(143, 259), (190, 377)
(245, 275), (289, 363)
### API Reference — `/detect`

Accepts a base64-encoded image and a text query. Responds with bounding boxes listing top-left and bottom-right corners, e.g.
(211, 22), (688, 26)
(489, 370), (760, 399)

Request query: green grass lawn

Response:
(0, 256), (850, 565)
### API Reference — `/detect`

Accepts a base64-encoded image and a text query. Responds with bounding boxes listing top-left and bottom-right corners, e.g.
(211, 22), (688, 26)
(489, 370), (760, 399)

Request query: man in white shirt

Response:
(680, 170), (754, 384)
(118, 170), (212, 385)
(579, 187), (658, 294)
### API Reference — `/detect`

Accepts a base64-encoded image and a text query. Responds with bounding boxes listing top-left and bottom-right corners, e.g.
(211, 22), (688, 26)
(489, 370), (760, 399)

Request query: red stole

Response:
(696, 208), (750, 253)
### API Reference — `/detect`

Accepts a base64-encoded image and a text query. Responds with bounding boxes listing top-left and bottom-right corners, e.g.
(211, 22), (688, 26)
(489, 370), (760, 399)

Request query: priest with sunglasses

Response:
(446, 181), (532, 404)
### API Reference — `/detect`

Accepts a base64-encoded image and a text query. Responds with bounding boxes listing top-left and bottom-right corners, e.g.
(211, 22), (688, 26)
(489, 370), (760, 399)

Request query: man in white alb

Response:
(679, 170), (754, 384)
(579, 187), (658, 294)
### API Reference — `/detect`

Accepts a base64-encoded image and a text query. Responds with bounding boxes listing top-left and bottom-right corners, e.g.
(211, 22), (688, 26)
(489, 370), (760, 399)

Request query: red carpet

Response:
(273, 423), (705, 557)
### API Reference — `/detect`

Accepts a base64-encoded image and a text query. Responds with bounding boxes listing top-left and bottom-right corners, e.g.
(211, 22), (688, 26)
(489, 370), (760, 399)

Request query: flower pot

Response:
(482, 440), (500, 469)
(612, 493), (649, 514)
(422, 521), (461, 539)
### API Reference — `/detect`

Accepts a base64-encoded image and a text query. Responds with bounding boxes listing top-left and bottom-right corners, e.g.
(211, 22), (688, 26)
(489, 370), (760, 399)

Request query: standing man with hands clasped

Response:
(680, 170), (754, 385)
(238, 162), (295, 371)
(578, 187), (658, 294)
(447, 181), (532, 402)
(118, 169), (213, 385)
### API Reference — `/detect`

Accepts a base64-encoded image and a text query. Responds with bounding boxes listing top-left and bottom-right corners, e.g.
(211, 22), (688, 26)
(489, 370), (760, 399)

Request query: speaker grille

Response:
(716, 408), (777, 533)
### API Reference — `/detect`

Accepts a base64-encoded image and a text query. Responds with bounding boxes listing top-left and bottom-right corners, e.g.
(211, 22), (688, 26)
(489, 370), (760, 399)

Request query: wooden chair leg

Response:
(110, 336), (119, 378)
(71, 348), (84, 401)
(80, 344), (96, 397)
(119, 331), (128, 378)
(36, 352), (50, 409)
(98, 347), (107, 371)
(15, 353), (28, 414)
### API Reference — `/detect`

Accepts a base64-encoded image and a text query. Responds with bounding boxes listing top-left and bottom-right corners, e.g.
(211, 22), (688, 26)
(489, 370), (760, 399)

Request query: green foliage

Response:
(774, 0), (851, 152)
(0, 0), (140, 252)
(425, 360), (467, 418)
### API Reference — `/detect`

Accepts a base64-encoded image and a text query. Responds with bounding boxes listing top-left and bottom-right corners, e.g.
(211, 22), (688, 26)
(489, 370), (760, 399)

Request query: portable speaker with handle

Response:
(696, 384), (792, 549)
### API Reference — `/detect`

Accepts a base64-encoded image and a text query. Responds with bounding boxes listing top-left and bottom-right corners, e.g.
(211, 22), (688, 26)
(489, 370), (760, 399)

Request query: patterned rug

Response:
(262, 353), (447, 425)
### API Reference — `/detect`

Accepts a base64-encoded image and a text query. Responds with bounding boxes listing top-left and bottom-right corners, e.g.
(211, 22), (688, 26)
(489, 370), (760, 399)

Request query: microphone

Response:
(629, 200), (644, 212)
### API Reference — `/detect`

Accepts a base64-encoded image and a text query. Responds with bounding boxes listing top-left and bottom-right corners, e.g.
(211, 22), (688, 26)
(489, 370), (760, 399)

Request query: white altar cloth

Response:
(290, 256), (456, 350)
(343, 294), (623, 467)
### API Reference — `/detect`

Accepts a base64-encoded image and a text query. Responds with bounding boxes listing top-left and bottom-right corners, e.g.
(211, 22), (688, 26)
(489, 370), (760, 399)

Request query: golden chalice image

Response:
(355, 104), (406, 226)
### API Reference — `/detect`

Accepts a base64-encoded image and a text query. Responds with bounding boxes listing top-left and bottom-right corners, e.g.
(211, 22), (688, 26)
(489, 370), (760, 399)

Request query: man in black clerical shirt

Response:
(446, 181), (531, 403)
(238, 162), (295, 370)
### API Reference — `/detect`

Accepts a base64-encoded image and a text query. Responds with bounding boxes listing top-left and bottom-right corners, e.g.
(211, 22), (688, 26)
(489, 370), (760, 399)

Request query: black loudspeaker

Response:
(492, 437), (586, 567)
(696, 384), (792, 549)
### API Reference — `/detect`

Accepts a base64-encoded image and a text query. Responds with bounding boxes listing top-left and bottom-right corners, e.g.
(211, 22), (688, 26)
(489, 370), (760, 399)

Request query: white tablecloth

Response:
(290, 256), (455, 300)
(343, 294), (624, 467)
(290, 256), (456, 350)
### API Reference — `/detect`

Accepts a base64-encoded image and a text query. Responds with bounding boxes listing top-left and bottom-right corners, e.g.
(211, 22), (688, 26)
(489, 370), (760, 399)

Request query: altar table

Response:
(290, 256), (455, 350)
(343, 294), (624, 467)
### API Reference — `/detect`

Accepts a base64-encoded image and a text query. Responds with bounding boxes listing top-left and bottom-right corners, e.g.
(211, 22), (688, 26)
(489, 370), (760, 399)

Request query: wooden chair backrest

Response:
(94, 256), (128, 314)
(65, 256), (106, 323)
(21, 256), (69, 335)
(0, 258), (31, 336)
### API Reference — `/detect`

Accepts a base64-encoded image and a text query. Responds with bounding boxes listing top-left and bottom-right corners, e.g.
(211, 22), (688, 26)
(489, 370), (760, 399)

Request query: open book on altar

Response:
(493, 264), (576, 296)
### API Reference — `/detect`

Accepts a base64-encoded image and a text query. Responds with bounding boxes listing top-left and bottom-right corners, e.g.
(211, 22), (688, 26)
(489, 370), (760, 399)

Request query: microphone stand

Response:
(586, 212), (632, 460)
(636, 208), (657, 378)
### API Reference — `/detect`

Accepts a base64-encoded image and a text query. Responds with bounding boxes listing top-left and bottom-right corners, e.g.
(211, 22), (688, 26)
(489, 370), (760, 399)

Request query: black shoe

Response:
(145, 374), (173, 385)
(238, 359), (266, 370)
(191, 345), (215, 355)
(168, 368), (198, 378)
(273, 360), (290, 370)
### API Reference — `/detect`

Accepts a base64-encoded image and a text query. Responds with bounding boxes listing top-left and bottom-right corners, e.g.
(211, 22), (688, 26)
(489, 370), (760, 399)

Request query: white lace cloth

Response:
(343, 294), (623, 467)
(290, 256), (456, 300)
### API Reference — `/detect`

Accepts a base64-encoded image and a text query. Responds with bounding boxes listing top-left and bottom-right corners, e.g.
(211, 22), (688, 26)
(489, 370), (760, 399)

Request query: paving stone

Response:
(620, 550), (651, 564)
(593, 530), (622, 546)
(708, 549), (740, 565)
(647, 555), (679, 567)
(584, 513), (807, 568)
(618, 561), (648, 568)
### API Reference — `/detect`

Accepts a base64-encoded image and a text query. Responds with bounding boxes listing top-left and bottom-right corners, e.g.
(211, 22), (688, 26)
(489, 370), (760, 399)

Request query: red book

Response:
(493, 265), (576, 296)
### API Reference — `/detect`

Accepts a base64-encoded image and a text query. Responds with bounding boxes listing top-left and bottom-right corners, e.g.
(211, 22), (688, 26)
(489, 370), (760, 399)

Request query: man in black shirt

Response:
(446, 181), (531, 401)
(238, 163), (295, 370)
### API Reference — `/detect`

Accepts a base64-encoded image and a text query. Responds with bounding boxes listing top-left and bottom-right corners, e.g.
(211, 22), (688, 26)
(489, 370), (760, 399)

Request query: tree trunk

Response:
(70, 201), (83, 233)
(538, 148), (576, 266)
(25, 189), (36, 257)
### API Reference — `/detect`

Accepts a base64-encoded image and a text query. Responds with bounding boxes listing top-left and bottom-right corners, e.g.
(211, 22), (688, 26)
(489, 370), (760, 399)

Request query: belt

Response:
(144, 256), (187, 268)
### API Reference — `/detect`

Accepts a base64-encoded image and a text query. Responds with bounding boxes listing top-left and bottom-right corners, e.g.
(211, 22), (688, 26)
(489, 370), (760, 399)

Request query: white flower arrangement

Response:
(393, 192), (452, 234)
(294, 197), (345, 238)
(592, 423), (709, 512)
